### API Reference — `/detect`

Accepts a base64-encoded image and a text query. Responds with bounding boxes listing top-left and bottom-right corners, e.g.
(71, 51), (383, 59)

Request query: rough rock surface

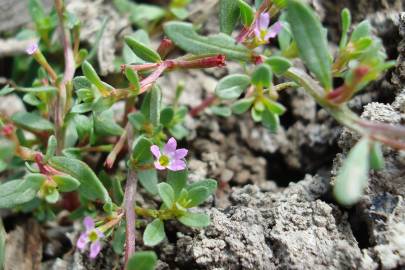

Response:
(171, 176), (368, 270)
(67, 0), (130, 75)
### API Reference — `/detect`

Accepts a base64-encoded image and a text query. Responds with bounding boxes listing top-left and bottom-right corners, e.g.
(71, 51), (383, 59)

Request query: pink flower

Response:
(26, 43), (39, 55)
(150, 137), (188, 171)
(253, 13), (282, 45)
(77, 217), (104, 259)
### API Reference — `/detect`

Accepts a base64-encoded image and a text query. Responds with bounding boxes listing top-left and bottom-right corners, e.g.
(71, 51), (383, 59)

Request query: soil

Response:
(1, 0), (404, 270)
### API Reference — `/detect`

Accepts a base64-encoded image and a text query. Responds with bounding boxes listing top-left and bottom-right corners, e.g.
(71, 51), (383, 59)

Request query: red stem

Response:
(123, 127), (137, 268)
(189, 95), (218, 117)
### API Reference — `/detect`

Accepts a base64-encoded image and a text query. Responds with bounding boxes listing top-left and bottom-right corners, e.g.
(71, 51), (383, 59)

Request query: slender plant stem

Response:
(54, 0), (75, 155)
(189, 95), (218, 117)
(123, 126), (137, 268)
(284, 67), (364, 133)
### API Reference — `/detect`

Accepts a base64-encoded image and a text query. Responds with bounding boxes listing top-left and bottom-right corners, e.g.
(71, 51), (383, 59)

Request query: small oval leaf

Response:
(215, 74), (251, 100)
(125, 36), (162, 63)
(157, 182), (175, 208)
(286, 0), (332, 90)
(333, 138), (370, 206)
(143, 219), (165, 246)
(178, 212), (210, 228)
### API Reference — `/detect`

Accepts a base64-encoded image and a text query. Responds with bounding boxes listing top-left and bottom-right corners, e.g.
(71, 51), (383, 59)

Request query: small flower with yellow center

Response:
(253, 13), (282, 45)
(150, 137), (188, 171)
(77, 217), (105, 259)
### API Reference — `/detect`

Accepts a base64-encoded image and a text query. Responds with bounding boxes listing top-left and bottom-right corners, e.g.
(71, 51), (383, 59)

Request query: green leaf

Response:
(82, 61), (107, 93)
(157, 183), (175, 208)
(125, 36), (162, 63)
(262, 108), (279, 133)
(350, 20), (371, 42)
(123, 30), (151, 64)
(219, 0), (240, 34)
(167, 169), (188, 198)
(73, 76), (92, 90)
(52, 175), (80, 192)
(131, 136), (153, 164)
(49, 157), (111, 204)
(238, 0), (254, 26)
(143, 219), (165, 246)
(215, 74), (251, 100)
(19, 86), (57, 93)
(125, 67), (140, 93)
(128, 112), (147, 131)
(186, 186), (209, 207)
(370, 142), (385, 170)
(127, 251), (158, 270)
(286, 0), (332, 90)
(169, 124), (188, 140)
(262, 98), (286, 115)
(44, 135), (57, 162)
(45, 189), (60, 204)
(11, 112), (54, 132)
(23, 93), (41, 106)
(178, 212), (210, 227)
(210, 106), (232, 117)
(160, 107), (175, 126)
(93, 109), (124, 137)
(141, 86), (161, 126)
(251, 107), (262, 122)
(73, 114), (91, 139)
(333, 138), (370, 206)
(164, 22), (252, 62)
(339, 8), (351, 49)
(112, 178), (124, 205)
(0, 175), (44, 208)
(231, 97), (254, 114)
(273, 0), (287, 8)
(71, 103), (93, 114)
(138, 169), (158, 195)
(252, 64), (273, 88)
(112, 223), (126, 255)
(170, 7), (189, 20)
(265, 56), (292, 75)
(0, 85), (14, 96)
(130, 4), (165, 28)
(187, 179), (217, 195)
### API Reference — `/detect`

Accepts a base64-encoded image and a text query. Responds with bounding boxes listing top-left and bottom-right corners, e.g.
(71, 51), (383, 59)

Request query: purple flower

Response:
(26, 43), (39, 55)
(77, 217), (104, 259)
(253, 13), (282, 44)
(150, 137), (188, 171)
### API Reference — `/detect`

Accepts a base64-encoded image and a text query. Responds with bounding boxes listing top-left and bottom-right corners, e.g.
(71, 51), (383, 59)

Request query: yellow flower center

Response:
(159, 155), (170, 167)
(88, 230), (98, 242)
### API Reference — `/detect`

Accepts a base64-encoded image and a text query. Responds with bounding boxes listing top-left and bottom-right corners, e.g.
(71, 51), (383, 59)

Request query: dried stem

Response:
(105, 123), (130, 169)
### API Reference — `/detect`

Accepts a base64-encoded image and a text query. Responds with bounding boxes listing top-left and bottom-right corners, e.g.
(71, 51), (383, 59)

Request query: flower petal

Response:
(89, 241), (101, 259)
(174, 148), (188, 159)
(150, 145), (161, 159)
(265, 21), (283, 40)
(95, 229), (105, 239)
(258, 12), (270, 30)
(77, 233), (89, 250)
(154, 161), (166, 170)
(163, 137), (177, 155)
(168, 159), (186, 171)
(26, 43), (38, 55)
(253, 21), (261, 38)
(83, 216), (94, 230)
